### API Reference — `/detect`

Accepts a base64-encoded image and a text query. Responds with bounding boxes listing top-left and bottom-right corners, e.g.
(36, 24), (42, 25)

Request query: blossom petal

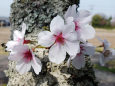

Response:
(64, 5), (78, 19)
(64, 40), (80, 56)
(77, 10), (90, 21)
(63, 21), (75, 36)
(21, 23), (27, 36)
(64, 31), (77, 42)
(71, 5), (78, 19)
(63, 18), (77, 42)
(80, 24), (95, 42)
(38, 31), (55, 47)
(12, 45), (29, 53)
(64, 6), (72, 19)
(79, 15), (92, 25)
(31, 54), (42, 75)
(6, 41), (19, 51)
(8, 45), (29, 61)
(50, 15), (65, 34)
(82, 43), (96, 55)
(111, 49), (115, 56)
(67, 58), (71, 67)
(65, 17), (74, 24)
(103, 39), (111, 50)
(99, 54), (105, 66)
(49, 44), (66, 64)
(72, 55), (85, 69)
(13, 30), (23, 41)
(16, 59), (31, 74)
(8, 51), (23, 61)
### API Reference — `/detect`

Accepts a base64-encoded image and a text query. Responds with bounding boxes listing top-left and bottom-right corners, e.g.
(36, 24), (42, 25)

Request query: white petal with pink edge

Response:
(16, 59), (31, 74)
(81, 43), (96, 55)
(49, 44), (66, 64)
(38, 31), (55, 47)
(6, 41), (19, 51)
(50, 15), (65, 35)
(21, 23), (27, 35)
(64, 5), (78, 20)
(79, 24), (95, 42)
(31, 56), (42, 75)
(9, 45), (42, 75)
(64, 40), (80, 56)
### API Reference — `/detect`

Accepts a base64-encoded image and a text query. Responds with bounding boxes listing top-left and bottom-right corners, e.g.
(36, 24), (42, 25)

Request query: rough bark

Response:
(5, 0), (98, 86)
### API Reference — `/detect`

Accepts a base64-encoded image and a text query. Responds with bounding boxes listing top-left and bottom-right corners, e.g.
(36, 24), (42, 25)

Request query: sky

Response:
(0, 0), (115, 17)
(79, 0), (115, 17)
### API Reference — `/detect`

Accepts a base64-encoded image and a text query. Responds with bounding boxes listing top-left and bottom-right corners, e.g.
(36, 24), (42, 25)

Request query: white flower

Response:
(97, 37), (111, 51)
(97, 37), (115, 66)
(71, 43), (95, 69)
(99, 49), (115, 66)
(38, 15), (80, 64)
(6, 23), (28, 51)
(64, 4), (95, 42)
(8, 45), (42, 74)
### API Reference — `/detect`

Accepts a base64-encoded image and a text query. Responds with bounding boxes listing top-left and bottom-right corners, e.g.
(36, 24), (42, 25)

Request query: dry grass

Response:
(0, 46), (9, 55)
(0, 84), (7, 86)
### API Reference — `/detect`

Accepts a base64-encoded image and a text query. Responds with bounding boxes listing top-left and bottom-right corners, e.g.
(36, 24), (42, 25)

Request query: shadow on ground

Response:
(0, 55), (8, 85)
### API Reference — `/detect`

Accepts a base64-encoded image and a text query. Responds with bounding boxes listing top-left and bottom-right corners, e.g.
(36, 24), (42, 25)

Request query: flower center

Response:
(23, 50), (33, 63)
(103, 50), (111, 57)
(77, 45), (85, 56)
(54, 33), (65, 44)
(23, 40), (31, 44)
(17, 38), (21, 42)
(74, 21), (79, 31)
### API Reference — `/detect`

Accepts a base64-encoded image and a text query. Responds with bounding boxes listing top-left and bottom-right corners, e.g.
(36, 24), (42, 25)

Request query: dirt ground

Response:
(89, 28), (115, 48)
(0, 27), (11, 44)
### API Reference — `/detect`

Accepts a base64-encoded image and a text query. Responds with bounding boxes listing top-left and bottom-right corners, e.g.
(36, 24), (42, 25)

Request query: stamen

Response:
(54, 33), (65, 44)
(74, 21), (79, 31)
(23, 50), (32, 63)
(77, 45), (85, 56)
(23, 40), (30, 44)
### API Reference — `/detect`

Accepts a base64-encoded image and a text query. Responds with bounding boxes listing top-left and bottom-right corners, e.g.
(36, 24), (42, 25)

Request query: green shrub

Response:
(92, 14), (113, 29)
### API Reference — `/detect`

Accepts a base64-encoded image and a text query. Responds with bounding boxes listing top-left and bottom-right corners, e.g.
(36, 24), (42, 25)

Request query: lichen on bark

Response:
(6, 0), (98, 86)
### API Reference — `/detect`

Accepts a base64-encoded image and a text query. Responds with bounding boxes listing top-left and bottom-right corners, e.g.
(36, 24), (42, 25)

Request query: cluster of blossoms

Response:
(97, 37), (115, 66)
(6, 4), (96, 75)
(6, 23), (42, 74)
(38, 5), (95, 68)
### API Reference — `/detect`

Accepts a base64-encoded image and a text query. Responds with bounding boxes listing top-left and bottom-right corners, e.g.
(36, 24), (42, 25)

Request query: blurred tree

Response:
(92, 14), (106, 27)
(92, 14), (112, 28)
(111, 17), (115, 27)
(5, 0), (98, 86)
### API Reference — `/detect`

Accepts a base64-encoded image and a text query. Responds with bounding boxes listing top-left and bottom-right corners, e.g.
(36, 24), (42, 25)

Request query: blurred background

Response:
(0, 0), (115, 86)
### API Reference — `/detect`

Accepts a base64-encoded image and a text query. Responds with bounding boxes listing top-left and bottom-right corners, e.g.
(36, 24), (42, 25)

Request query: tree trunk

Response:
(5, 0), (98, 86)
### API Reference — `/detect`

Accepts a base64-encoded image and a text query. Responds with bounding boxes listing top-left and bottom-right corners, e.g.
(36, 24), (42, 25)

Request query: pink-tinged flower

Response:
(71, 43), (95, 69)
(38, 15), (80, 64)
(97, 37), (115, 66)
(97, 37), (111, 51)
(8, 45), (42, 74)
(6, 23), (29, 51)
(64, 4), (95, 42)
